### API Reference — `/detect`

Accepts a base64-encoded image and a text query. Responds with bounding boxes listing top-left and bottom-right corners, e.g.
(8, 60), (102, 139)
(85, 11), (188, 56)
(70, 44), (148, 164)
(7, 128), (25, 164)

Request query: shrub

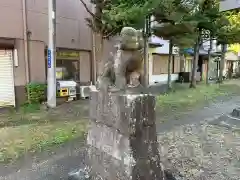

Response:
(26, 82), (47, 104)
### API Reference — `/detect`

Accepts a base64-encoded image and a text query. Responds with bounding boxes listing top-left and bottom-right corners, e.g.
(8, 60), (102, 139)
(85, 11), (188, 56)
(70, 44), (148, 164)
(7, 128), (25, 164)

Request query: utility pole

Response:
(143, 16), (150, 87)
(47, 0), (56, 108)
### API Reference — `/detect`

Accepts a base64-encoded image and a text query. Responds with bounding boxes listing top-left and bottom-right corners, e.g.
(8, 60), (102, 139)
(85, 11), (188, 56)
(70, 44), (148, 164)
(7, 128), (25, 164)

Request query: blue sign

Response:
(47, 49), (51, 68)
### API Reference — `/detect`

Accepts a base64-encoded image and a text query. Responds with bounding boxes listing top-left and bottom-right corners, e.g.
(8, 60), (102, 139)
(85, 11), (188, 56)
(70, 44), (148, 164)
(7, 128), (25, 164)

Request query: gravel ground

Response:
(158, 120), (240, 180)
(1, 85), (240, 180)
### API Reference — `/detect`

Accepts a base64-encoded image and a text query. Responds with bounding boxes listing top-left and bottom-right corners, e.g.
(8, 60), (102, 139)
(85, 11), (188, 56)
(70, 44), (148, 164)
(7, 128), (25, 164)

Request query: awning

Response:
(184, 48), (194, 54)
(183, 47), (208, 56)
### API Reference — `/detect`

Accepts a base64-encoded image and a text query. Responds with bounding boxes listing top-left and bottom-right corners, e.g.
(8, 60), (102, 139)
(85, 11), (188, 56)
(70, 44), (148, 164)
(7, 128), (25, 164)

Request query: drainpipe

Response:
(22, 0), (30, 83)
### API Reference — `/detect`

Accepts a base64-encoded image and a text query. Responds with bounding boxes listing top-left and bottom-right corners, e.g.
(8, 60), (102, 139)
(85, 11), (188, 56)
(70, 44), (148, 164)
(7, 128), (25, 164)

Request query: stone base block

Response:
(69, 90), (164, 180)
(89, 90), (156, 135)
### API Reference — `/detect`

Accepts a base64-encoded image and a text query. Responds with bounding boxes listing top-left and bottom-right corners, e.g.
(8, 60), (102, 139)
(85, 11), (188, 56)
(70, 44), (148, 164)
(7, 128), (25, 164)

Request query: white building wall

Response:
(148, 36), (179, 85)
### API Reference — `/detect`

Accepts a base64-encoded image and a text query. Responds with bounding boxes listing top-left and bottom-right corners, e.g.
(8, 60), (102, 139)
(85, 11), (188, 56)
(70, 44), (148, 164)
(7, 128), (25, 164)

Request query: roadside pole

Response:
(47, 0), (57, 108)
(143, 16), (150, 87)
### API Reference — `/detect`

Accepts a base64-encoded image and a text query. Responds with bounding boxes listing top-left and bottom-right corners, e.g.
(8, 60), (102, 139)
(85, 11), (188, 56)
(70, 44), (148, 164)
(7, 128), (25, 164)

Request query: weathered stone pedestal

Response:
(69, 89), (164, 180)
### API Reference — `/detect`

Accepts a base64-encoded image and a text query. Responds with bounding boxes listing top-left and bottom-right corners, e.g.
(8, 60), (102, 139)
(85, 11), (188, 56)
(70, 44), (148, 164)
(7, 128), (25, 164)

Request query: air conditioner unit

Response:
(79, 85), (96, 99)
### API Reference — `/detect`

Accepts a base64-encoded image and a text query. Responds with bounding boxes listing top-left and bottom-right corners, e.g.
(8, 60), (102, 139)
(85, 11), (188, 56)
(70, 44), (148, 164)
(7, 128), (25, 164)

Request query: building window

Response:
(56, 59), (80, 81)
(44, 49), (81, 82)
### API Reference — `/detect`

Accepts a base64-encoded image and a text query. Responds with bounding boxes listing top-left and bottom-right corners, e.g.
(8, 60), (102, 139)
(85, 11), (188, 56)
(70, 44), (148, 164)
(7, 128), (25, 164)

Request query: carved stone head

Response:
(120, 27), (143, 50)
(128, 71), (141, 87)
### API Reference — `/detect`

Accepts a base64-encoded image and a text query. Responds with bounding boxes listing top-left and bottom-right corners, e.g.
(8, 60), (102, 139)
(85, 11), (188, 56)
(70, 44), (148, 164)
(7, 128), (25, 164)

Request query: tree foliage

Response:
(216, 11), (240, 45)
(152, 0), (198, 48)
(80, 0), (240, 85)
(151, 0), (199, 89)
(81, 0), (240, 46)
(80, 0), (158, 39)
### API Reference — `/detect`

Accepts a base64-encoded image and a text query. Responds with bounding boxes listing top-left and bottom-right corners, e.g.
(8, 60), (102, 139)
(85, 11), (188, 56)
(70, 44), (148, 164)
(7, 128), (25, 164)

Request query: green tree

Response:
(176, 0), (228, 87)
(199, 0), (221, 84)
(79, 0), (160, 45)
(152, 0), (197, 90)
(79, 0), (158, 78)
(182, 0), (216, 88)
(216, 11), (240, 83)
(188, 1), (240, 84)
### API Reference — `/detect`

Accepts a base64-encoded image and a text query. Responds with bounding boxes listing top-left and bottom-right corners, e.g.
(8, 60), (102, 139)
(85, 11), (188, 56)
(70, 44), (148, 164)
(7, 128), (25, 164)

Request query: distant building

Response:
(0, 0), (94, 107)
(148, 36), (181, 84)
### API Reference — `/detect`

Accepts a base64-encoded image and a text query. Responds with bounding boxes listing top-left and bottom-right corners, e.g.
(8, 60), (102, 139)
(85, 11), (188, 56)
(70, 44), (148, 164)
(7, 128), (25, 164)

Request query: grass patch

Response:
(19, 103), (41, 114)
(157, 83), (240, 114)
(0, 119), (87, 163)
